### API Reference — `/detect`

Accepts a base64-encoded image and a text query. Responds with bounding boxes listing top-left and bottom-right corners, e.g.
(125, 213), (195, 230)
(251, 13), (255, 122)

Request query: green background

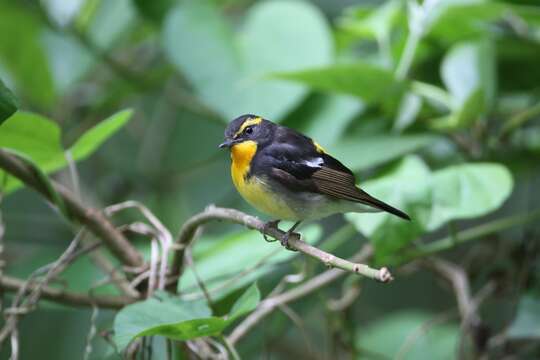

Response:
(1, 0), (539, 358)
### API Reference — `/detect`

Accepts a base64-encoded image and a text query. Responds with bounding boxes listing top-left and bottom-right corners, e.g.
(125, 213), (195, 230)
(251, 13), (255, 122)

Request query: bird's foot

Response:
(280, 231), (299, 251)
(262, 220), (281, 242)
(280, 221), (301, 251)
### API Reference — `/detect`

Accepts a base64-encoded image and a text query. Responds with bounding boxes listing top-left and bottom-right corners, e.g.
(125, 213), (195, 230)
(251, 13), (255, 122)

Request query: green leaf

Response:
(338, 0), (404, 40)
(0, 1), (56, 107)
(229, 283), (260, 319)
(0, 78), (17, 124)
(394, 92), (422, 131)
(179, 225), (322, 299)
(41, 31), (93, 95)
(428, 162), (513, 230)
(433, 40), (495, 130)
(114, 296), (212, 350)
(84, 0), (136, 50)
(0, 112), (65, 193)
(427, 1), (506, 44)
(356, 311), (459, 359)
(441, 41), (494, 108)
(43, 0), (135, 95)
(330, 134), (437, 171)
(346, 156), (514, 263)
(346, 156), (431, 259)
(163, 0), (332, 121)
(507, 294), (540, 339)
(114, 284), (260, 351)
(430, 88), (485, 130)
(274, 62), (405, 104)
(292, 94), (364, 146)
(69, 109), (133, 160)
(0, 110), (133, 194)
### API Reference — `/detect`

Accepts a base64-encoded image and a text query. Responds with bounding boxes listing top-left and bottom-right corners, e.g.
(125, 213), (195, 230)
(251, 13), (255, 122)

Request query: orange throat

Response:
(230, 140), (258, 188)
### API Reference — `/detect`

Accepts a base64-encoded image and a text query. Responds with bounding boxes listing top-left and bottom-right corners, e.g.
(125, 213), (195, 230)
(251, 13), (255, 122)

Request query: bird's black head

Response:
(219, 114), (275, 149)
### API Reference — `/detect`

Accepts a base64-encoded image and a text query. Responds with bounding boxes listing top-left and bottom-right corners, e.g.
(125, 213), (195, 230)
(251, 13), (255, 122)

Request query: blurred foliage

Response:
(1, 0), (540, 359)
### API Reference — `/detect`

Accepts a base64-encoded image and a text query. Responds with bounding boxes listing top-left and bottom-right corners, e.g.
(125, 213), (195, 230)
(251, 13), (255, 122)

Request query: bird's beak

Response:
(219, 138), (235, 149)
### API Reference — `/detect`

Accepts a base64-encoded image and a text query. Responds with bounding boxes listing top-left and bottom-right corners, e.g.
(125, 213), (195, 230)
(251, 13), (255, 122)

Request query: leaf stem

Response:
(500, 102), (540, 137)
(219, 335), (241, 360)
(396, 30), (420, 80)
(398, 209), (540, 264)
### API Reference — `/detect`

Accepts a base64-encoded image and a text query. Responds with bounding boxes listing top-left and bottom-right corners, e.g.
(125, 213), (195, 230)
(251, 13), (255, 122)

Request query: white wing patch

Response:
(302, 157), (324, 168)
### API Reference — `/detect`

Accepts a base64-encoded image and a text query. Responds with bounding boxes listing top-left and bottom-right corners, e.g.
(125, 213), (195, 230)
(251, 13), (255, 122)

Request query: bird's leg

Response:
(263, 220), (281, 242)
(281, 221), (301, 250)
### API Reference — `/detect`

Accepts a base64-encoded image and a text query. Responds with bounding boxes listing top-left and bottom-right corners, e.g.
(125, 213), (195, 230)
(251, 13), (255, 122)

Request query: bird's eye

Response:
(245, 126), (253, 135)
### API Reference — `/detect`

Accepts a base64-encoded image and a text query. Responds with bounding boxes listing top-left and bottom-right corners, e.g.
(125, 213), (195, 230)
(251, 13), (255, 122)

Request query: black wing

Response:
(253, 127), (410, 220)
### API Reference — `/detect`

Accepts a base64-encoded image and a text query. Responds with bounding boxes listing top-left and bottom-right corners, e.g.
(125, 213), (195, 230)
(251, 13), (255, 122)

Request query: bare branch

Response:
(0, 149), (143, 267)
(423, 257), (495, 356)
(0, 275), (135, 309)
(169, 206), (391, 292)
(228, 245), (373, 344)
(327, 278), (362, 312)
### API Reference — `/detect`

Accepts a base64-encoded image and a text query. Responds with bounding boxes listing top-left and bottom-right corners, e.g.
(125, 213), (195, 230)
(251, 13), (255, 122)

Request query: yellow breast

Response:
(230, 141), (298, 220)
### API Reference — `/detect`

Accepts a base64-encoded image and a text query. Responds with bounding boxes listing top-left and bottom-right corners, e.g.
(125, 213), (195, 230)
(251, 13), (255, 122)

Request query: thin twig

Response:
(219, 335), (241, 360)
(228, 245), (373, 344)
(396, 310), (456, 360)
(1, 232), (85, 347)
(105, 201), (173, 291)
(423, 258), (496, 356)
(327, 278), (362, 312)
(278, 304), (313, 356)
(398, 209), (540, 264)
(0, 275), (135, 309)
(185, 248), (213, 306)
(180, 248), (282, 301)
(169, 206), (392, 293)
(83, 302), (99, 360)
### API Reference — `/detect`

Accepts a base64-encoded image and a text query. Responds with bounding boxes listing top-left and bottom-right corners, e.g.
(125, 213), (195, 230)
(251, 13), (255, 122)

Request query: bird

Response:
(219, 114), (410, 248)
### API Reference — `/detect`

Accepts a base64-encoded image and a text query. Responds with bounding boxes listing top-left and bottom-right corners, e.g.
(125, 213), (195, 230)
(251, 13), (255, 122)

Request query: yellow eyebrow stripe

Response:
(234, 117), (262, 137)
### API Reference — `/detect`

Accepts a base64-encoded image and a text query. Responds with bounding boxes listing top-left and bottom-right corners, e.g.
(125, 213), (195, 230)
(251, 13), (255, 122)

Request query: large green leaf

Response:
(428, 162), (513, 230)
(179, 225), (321, 300)
(0, 78), (17, 124)
(507, 294), (540, 339)
(163, 0), (332, 121)
(356, 311), (459, 359)
(114, 295), (212, 351)
(274, 62), (405, 104)
(346, 156), (513, 263)
(0, 110), (133, 194)
(114, 283), (260, 350)
(69, 109), (133, 160)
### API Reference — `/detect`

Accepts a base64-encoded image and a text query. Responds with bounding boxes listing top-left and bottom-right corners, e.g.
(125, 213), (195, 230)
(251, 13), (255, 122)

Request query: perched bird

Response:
(219, 114), (410, 247)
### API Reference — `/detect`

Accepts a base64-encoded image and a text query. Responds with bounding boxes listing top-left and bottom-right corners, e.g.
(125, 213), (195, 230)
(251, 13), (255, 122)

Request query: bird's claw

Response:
(262, 220), (280, 242)
(280, 231), (299, 251)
